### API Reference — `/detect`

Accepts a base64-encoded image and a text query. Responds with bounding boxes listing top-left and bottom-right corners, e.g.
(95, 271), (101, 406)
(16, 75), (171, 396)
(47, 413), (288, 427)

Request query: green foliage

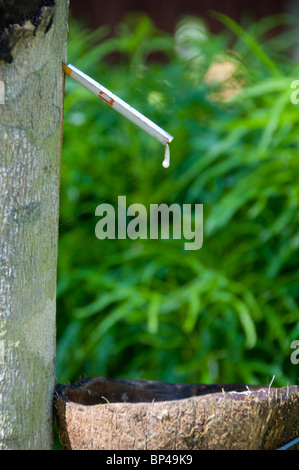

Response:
(57, 13), (299, 387)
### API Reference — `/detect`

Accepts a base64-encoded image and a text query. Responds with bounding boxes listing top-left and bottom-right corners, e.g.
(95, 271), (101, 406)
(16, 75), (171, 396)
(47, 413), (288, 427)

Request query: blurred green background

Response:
(56, 12), (299, 388)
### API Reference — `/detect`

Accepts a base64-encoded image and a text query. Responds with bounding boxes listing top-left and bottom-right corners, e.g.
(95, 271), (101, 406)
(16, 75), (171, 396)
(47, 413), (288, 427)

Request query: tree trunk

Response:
(0, 0), (69, 450)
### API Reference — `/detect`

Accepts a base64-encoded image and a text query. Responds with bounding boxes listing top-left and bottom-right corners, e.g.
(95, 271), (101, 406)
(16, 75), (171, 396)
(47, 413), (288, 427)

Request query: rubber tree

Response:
(0, 0), (69, 449)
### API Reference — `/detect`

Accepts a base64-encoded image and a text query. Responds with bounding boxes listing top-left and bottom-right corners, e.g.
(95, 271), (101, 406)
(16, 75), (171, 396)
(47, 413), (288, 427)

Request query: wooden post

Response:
(0, 0), (69, 449)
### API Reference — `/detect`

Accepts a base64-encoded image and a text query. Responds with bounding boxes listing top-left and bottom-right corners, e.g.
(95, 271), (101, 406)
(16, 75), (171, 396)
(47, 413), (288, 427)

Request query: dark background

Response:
(69, 0), (296, 33)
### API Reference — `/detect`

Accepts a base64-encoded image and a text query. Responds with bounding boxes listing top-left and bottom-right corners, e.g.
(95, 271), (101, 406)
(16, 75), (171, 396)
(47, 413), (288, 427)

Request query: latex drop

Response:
(163, 143), (170, 168)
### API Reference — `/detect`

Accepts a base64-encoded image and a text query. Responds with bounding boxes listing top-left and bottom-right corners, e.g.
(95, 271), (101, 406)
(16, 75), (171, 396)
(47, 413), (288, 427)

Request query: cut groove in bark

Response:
(0, 1), (57, 63)
(54, 377), (299, 450)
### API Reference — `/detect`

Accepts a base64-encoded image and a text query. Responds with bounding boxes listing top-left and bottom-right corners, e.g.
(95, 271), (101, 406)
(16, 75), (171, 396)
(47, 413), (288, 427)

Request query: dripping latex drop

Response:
(162, 143), (170, 168)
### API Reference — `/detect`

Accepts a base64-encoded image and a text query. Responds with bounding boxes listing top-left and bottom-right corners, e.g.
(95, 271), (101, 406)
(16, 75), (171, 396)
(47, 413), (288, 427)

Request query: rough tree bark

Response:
(0, 0), (69, 449)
